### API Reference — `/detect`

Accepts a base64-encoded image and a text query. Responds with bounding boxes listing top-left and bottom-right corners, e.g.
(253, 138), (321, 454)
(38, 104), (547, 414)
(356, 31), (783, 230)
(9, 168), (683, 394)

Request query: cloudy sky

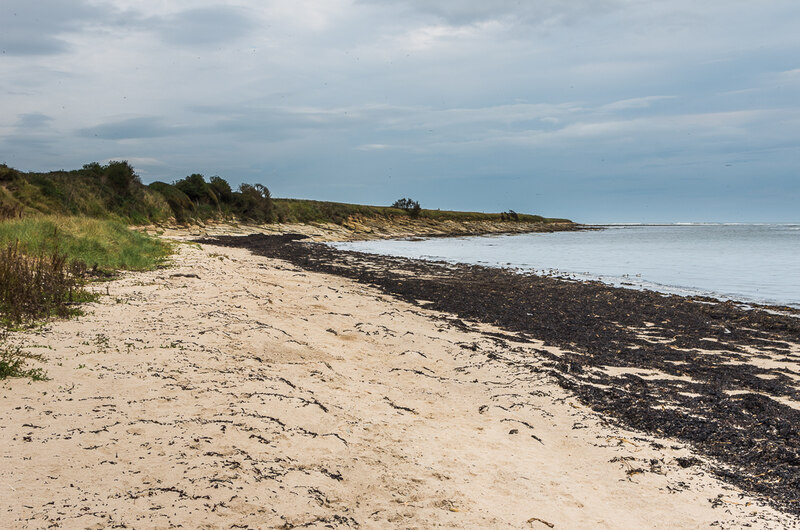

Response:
(1, 0), (798, 222)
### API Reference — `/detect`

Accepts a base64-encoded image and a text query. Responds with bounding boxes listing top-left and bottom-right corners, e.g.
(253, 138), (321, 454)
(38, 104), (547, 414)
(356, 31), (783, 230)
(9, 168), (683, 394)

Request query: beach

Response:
(2, 233), (799, 528)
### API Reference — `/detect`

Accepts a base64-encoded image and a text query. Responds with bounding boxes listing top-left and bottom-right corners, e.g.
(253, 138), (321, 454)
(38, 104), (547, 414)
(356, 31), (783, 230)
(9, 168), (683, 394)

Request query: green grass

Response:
(273, 198), (571, 225)
(0, 216), (172, 271)
(1, 162), (171, 224)
(0, 215), (173, 380)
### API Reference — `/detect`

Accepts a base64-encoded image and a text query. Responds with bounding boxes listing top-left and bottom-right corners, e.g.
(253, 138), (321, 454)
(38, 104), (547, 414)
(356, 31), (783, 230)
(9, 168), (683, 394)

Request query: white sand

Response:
(1, 241), (796, 528)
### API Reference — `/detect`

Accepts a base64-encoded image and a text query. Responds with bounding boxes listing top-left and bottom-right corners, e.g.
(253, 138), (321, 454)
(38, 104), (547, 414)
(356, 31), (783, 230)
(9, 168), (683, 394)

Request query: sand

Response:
(1, 240), (797, 528)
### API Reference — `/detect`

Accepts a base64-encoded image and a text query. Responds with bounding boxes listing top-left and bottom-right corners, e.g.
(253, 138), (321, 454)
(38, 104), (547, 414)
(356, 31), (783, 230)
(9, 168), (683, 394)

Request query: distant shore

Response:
(145, 217), (582, 243)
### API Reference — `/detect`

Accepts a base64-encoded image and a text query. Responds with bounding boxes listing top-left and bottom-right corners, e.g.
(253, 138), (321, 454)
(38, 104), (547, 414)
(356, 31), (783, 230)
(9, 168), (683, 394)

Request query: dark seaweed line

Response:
(201, 234), (800, 516)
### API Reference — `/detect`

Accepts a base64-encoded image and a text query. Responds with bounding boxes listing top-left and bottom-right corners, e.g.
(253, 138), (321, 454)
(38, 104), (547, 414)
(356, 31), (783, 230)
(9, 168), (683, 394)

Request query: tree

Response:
(391, 197), (422, 218)
(235, 183), (275, 223)
(209, 176), (233, 204)
(174, 174), (212, 204)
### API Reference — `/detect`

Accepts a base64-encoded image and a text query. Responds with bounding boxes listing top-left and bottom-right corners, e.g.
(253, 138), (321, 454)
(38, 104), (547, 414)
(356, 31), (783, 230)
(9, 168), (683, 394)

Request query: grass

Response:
(0, 216), (172, 271)
(0, 241), (93, 326)
(1, 162), (171, 224)
(0, 215), (173, 380)
(273, 198), (572, 225)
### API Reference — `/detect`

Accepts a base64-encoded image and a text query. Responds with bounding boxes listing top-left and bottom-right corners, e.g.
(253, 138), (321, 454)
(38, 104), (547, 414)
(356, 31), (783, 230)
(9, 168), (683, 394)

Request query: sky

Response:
(1, 0), (799, 222)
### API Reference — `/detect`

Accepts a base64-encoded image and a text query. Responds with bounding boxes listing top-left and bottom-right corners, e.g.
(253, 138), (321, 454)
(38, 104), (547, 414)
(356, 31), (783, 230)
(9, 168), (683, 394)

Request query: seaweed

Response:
(202, 234), (800, 515)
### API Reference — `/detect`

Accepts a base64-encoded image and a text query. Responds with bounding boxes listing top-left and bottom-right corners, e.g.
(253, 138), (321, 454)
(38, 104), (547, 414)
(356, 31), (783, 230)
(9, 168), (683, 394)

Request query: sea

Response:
(331, 224), (800, 309)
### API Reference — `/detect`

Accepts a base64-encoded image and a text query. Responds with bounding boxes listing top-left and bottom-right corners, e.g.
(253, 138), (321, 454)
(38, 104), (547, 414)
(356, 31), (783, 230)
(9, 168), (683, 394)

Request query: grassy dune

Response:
(0, 216), (171, 271)
(0, 216), (171, 379)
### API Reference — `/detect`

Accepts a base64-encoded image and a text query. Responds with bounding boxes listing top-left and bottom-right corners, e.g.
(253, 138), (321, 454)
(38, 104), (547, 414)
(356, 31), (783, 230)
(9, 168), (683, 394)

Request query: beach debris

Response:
(169, 273), (200, 279)
(383, 397), (418, 415)
(527, 516), (555, 528)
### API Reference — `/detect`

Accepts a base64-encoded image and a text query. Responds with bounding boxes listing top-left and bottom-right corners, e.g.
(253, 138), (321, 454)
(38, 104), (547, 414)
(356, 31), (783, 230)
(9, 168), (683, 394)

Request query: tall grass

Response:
(0, 216), (172, 271)
(0, 241), (89, 325)
(0, 215), (173, 379)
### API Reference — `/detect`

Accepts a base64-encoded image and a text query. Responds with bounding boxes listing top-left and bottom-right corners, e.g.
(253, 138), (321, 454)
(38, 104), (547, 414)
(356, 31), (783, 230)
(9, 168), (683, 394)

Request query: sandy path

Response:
(1, 242), (796, 528)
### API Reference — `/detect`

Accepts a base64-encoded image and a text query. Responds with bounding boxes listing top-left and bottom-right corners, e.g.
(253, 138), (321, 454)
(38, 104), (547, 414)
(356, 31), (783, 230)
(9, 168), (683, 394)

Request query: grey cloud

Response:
(79, 117), (184, 140)
(153, 7), (256, 47)
(0, 2), (254, 56)
(15, 112), (53, 129)
(358, 0), (622, 26)
(0, 0), (111, 55)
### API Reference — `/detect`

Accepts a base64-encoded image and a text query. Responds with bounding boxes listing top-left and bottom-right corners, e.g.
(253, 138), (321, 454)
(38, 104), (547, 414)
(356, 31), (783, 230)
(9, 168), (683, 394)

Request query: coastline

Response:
(1, 228), (798, 527)
(144, 217), (582, 243)
(205, 233), (800, 516)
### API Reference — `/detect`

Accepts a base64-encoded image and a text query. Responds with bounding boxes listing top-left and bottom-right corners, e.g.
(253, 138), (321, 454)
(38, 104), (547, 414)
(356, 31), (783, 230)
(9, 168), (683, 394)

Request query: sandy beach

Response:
(2, 237), (799, 528)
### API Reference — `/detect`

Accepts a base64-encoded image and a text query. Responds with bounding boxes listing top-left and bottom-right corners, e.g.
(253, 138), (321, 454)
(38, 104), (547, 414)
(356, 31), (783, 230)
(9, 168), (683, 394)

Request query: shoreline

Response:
(143, 218), (582, 243)
(1, 229), (798, 527)
(204, 233), (800, 516)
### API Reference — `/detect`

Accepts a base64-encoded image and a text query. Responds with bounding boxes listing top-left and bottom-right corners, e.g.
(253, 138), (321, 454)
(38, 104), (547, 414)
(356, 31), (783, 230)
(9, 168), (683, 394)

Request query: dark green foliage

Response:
(235, 183), (275, 223)
(174, 173), (219, 206)
(0, 162), (170, 224)
(391, 197), (420, 210)
(104, 161), (141, 196)
(153, 174), (275, 223)
(391, 198), (422, 219)
(500, 210), (520, 221)
(148, 182), (194, 223)
(0, 162), (567, 226)
(209, 176), (233, 203)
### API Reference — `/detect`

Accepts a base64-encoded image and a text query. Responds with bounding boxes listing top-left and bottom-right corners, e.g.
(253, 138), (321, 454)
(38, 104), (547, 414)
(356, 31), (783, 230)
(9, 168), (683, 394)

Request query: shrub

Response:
(0, 332), (47, 380)
(234, 183), (275, 223)
(174, 174), (219, 206)
(0, 241), (88, 326)
(104, 161), (140, 197)
(149, 182), (194, 223)
(209, 176), (233, 204)
(391, 197), (421, 219)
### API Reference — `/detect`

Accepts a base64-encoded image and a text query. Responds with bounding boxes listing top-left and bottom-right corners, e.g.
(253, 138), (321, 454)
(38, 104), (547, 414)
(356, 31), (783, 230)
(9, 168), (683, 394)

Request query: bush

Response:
(0, 332), (47, 380)
(104, 161), (140, 197)
(391, 197), (421, 219)
(0, 241), (88, 325)
(174, 173), (219, 207)
(149, 182), (194, 223)
(209, 176), (233, 204)
(234, 183), (275, 223)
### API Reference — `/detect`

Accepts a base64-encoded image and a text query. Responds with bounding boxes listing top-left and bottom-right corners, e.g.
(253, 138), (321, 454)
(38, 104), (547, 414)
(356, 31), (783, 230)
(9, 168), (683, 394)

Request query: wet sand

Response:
(1, 237), (798, 528)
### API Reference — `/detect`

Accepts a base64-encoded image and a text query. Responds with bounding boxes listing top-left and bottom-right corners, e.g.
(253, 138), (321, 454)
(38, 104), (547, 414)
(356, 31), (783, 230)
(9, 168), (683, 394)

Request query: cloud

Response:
(355, 143), (391, 150)
(152, 6), (257, 47)
(79, 117), (184, 140)
(0, 0), (110, 55)
(0, 2), (255, 57)
(600, 96), (677, 112)
(358, 0), (623, 27)
(15, 112), (54, 129)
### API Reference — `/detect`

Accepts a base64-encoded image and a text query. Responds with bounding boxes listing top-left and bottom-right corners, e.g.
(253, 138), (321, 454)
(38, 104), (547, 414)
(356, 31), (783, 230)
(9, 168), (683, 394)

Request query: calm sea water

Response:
(332, 224), (800, 309)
